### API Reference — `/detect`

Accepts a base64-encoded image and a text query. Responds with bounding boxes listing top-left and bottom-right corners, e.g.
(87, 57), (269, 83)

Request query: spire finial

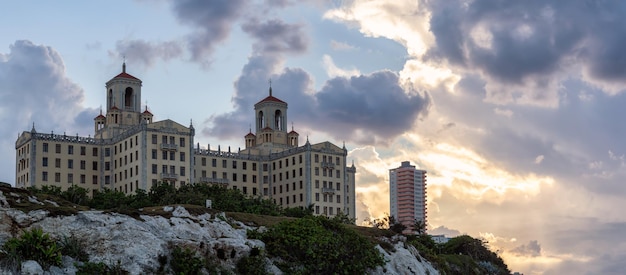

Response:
(269, 78), (272, 97)
(122, 55), (126, 73)
(249, 124), (252, 133)
(291, 122), (294, 131)
(31, 122), (36, 133)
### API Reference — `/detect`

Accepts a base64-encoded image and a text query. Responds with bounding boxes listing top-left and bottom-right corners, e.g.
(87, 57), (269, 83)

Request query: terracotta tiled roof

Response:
(112, 72), (139, 80)
(257, 95), (286, 104)
(143, 109), (153, 115)
(289, 130), (299, 135)
(245, 132), (256, 137)
(95, 114), (105, 119)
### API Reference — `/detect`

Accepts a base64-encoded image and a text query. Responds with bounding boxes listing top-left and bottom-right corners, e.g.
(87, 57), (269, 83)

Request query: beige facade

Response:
(16, 65), (356, 219)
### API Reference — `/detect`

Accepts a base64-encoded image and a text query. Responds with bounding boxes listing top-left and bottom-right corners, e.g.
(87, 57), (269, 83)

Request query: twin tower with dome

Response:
(15, 64), (356, 219)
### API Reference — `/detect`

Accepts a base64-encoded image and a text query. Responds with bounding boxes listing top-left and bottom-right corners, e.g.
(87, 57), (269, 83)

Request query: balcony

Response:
(160, 143), (179, 151)
(321, 162), (335, 169)
(160, 173), (179, 180)
(322, 187), (335, 194)
(199, 177), (229, 185)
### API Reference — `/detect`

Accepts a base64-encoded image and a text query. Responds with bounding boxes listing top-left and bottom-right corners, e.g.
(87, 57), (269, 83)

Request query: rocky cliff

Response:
(0, 186), (439, 275)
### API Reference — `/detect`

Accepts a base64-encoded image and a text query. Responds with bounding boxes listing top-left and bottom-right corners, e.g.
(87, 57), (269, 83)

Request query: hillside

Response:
(0, 185), (509, 274)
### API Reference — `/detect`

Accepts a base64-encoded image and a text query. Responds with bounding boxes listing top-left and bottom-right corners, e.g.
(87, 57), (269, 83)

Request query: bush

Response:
(236, 247), (268, 275)
(76, 261), (128, 275)
(1, 228), (61, 269)
(257, 215), (385, 274)
(170, 246), (204, 274)
(59, 234), (89, 262)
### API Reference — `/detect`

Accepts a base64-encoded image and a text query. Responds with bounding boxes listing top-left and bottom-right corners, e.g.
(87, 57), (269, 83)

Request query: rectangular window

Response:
(232, 160), (237, 169)
(152, 134), (157, 144)
(336, 182), (340, 190)
(55, 173), (61, 182)
(42, 172), (48, 181)
(263, 164), (268, 171)
(232, 173), (237, 181)
(92, 148), (98, 157)
(212, 159), (217, 167)
(80, 174), (86, 184)
(336, 157), (340, 166)
(252, 163), (257, 171)
(253, 175), (257, 183)
(253, 187), (257, 195)
(315, 193), (319, 201)
(242, 162), (247, 170)
(222, 159), (227, 168)
(299, 168), (302, 177)
(92, 161), (98, 171)
(179, 137), (185, 147)
(162, 151), (168, 160)
(152, 149), (157, 159)
(180, 152), (185, 162)
(337, 195), (341, 203)
(68, 159), (73, 169)
(243, 186), (247, 194)
(222, 172), (227, 179)
(201, 158), (206, 166)
(212, 171), (217, 178)
(80, 160), (85, 170)
(55, 158), (61, 168)
(68, 145), (74, 155)
(43, 143), (49, 153)
(180, 166), (185, 177)
(105, 148), (111, 157)
(162, 135), (167, 144)
(55, 144), (61, 153)
(337, 170), (340, 178)
(292, 157), (295, 165)
(105, 162), (110, 171)
(42, 157), (48, 167)
(242, 174), (247, 182)
(315, 154), (319, 163)
(315, 180), (319, 188)
(315, 167), (319, 176)
(80, 146), (86, 155)
(299, 155), (302, 164)
(170, 151), (175, 160)
(93, 175), (97, 185)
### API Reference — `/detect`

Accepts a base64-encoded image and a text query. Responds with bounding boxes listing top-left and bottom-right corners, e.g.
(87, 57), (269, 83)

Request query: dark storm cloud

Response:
(426, 0), (626, 90)
(509, 240), (541, 257)
(170, 0), (246, 64)
(242, 19), (308, 54)
(0, 40), (92, 183)
(204, 16), (429, 143)
(112, 40), (183, 69)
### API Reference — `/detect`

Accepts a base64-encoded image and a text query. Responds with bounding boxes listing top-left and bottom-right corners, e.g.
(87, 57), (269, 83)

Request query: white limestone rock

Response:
(370, 243), (439, 275)
(20, 260), (43, 275)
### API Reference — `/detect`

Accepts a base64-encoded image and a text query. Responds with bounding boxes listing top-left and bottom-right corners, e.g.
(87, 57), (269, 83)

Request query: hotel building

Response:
(15, 64), (356, 219)
(389, 161), (427, 233)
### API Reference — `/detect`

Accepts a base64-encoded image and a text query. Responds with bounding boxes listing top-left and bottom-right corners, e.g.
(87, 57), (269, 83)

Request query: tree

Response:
(413, 219), (426, 235)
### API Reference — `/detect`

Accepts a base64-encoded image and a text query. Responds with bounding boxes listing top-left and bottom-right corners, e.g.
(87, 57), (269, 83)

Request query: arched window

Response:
(124, 87), (133, 108)
(275, 110), (282, 130)
(258, 111), (264, 129)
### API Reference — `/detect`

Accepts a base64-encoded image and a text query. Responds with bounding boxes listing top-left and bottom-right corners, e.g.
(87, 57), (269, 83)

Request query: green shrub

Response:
(76, 261), (128, 275)
(257, 215), (385, 274)
(236, 248), (268, 275)
(59, 234), (89, 262)
(170, 246), (204, 274)
(1, 227), (61, 269)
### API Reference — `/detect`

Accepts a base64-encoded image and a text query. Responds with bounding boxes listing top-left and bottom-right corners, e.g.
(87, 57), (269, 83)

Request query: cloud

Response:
(330, 40), (356, 51)
(110, 39), (183, 69)
(429, 225), (462, 237)
(170, 0), (246, 66)
(510, 240), (542, 257)
(0, 40), (93, 183)
(322, 55), (360, 78)
(241, 18), (309, 55)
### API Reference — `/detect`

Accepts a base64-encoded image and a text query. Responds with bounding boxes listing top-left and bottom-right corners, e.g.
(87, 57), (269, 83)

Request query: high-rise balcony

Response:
(160, 173), (178, 180)
(321, 162), (335, 169)
(199, 177), (229, 185)
(160, 143), (178, 151)
(322, 187), (336, 194)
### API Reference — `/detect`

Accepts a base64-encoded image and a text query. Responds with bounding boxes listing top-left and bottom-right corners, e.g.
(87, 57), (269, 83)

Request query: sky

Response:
(1, 1), (625, 274)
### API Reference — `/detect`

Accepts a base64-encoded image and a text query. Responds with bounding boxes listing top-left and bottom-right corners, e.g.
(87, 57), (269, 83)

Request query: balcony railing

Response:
(321, 162), (335, 169)
(160, 173), (179, 180)
(322, 187), (335, 194)
(199, 177), (229, 185)
(160, 143), (179, 151)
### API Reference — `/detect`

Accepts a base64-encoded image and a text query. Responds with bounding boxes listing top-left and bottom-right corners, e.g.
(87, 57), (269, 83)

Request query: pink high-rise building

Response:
(389, 161), (427, 234)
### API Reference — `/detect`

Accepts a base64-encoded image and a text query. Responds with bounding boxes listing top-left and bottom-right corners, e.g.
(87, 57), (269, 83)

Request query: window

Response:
(43, 143), (48, 152)
(243, 186), (247, 194)
(92, 161), (98, 171)
(315, 180), (319, 188)
(179, 137), (185, 147)
(180, 167), (185, 177)
(232, 173), (237, 181)
(55, 158), (61, 168)
(162, 135), (167, 144)
(92, 147), (98, 157)
(80, 160), (86, 170)
(212, 159), (217, 167)
(93, 175), (98, 185)
(232, 160), (237, 169)
(253, 188), (257, 195)
(68, 159), (73, 169)
(337, 170), (340, 178)
(162, 151), (168, 160)
(336, 157), (340, 165)
(263, 164), (268, 171)
(42, 157), (48, 167)
(300, 181), (303, 189)
(222, 160), (227, 168)
(243, 174), (247, 182)
(152, 134), (157, 144)
(299, 155), (302, 163)
(152, 149), (157, 159)
(314, 154), (319, 163)
(201, 158), (206, 166)
(42, 172), (48, 181)
(315, 167), (319, 176)
(212, 171), (217, 178)
(315, 193), (319, 201)
(105, 162), (110, 171)
(180, 152), (185, 162)
(81, 174), (86, 184)
(222, 172), (227, 179)
(253, 175), (257, 183)
(80, 146), (86, 155)
(336, 182), (340, 190)
(242, 162), (247, 170)
(299, 168), (302, 177)
(252, 163), (257, 171)
(55, 144), (61, 153)
(105, 148), (111, 157)
(323, 169), (327, 177)
(337, 195), (341, 203)
(55, 173), (61, 182)
(170, 151), (175, 160)
(68, 145), (74, 155)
